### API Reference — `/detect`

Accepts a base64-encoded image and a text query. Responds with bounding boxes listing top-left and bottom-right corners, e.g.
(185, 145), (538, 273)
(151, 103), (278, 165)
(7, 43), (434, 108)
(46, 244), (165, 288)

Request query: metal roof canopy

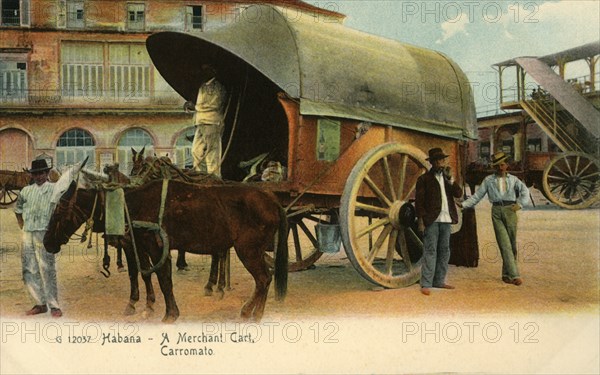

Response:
(146, 5), (476, 140)
(494, 41), (600, 67)
(516, 57), (600, 139)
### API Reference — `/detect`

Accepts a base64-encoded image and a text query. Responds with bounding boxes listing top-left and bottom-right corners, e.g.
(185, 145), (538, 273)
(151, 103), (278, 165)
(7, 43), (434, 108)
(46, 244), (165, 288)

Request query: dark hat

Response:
(28, 159), (51, 173)
(426, 148), (449, 161)
(490, 151), (509, 166)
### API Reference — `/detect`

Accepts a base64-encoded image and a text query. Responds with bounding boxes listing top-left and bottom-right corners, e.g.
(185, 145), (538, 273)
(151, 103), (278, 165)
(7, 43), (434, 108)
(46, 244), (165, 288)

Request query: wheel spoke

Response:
(403, 181), (419, 201)
(578, 183), (594, 196)
(297, 220), (319, 249)
(367, 225), (392, 264)
(580, 171), (600, 180)
(575, 187), (586, 204)
(291, 224), (303, 262)
(364, 175), (393, 207)
(563, 156), (574, 176)
(356, 201), (389, 215)
(574, 156), (581, 176)
(575, 160), (594, 177)
(356, 217), (390, 238)
(396, 155), (408, 199)
(549, 182), (565, 193)
(382, 156), (397, 201)
(551, 165), (571, 178)
(385, 229), (398, 276)
(547, 174), (568, 181)
(397, 228), (413, 271)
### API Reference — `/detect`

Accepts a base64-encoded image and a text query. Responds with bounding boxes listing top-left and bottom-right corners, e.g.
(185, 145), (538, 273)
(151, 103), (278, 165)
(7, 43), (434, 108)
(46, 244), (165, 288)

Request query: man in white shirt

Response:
(14, 159), (61, 317)
(461, 151), (530, 285)
(184, 64), (227, 177)
(415, 148), (463, 296)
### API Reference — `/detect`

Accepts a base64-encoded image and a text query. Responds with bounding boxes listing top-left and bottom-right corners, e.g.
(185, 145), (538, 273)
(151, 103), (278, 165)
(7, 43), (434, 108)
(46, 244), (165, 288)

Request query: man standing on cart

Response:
(460, 151), (530, 286)
(184, 64), (227, 177)
(416, 148), (463, 296)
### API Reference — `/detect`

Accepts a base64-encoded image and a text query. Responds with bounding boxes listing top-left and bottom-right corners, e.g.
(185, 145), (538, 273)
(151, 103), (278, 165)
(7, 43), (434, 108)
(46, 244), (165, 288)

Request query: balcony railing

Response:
(0, 88), (184, 108)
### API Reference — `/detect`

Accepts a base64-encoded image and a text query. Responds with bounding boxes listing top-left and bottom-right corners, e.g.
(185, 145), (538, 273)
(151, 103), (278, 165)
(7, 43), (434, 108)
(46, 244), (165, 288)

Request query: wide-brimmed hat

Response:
(426, 148), (449, 161)
(490, 151), (509, 166)
(27, 159), (51, 173)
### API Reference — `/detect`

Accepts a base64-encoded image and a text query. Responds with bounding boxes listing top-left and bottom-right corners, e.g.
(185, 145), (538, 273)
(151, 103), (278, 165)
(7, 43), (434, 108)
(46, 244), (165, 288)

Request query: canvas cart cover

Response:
(146, 5), (477, 140)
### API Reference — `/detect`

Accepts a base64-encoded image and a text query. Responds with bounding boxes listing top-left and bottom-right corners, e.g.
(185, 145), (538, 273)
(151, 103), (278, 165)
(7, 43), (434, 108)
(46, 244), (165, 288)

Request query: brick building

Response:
(0, 0), (343, 173)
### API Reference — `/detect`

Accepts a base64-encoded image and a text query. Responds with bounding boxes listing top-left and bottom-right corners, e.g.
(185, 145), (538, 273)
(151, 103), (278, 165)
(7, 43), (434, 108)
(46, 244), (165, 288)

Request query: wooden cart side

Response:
(0, 170), (30, 206)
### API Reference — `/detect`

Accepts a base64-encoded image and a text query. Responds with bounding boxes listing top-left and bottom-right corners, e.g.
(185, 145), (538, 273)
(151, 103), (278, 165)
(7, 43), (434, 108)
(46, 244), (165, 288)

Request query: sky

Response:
(307, 0), (600, 113)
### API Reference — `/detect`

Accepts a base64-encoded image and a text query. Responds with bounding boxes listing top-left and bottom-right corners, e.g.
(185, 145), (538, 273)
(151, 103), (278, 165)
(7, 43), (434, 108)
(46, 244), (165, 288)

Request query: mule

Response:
(81, 166), (157, 316)
(131, 147), (190, 272)
(107, 159), (229, 299)
(44, 173), (288, 322)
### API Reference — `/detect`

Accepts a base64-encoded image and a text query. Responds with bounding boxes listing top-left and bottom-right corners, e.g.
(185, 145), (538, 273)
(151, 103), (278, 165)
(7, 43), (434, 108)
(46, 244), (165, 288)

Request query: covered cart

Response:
(146, 4), (478, 288)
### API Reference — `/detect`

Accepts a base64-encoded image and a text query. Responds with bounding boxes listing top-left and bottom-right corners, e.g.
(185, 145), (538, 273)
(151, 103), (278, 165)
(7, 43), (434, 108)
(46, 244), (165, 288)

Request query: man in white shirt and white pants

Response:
(15, 159), (62, 317)
(185, 64), (226, 177)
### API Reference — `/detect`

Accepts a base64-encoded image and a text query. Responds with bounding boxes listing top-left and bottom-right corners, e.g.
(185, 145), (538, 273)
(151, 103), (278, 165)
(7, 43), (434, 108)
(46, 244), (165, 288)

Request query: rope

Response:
(122, 179), (171, 276)
(221, 70), (249, 165)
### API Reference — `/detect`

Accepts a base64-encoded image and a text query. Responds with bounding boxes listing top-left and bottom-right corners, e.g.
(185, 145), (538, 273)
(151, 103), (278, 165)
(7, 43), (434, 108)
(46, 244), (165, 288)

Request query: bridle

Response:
(53, 180), (99, 246)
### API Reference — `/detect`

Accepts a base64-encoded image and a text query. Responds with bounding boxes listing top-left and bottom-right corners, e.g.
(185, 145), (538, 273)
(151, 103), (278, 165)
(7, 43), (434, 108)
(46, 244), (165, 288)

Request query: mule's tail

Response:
(274, 205), (288, 301)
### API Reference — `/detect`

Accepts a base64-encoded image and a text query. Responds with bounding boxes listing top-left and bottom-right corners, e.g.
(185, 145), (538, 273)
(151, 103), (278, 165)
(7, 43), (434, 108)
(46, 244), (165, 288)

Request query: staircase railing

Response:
(521, 98), (591, 154)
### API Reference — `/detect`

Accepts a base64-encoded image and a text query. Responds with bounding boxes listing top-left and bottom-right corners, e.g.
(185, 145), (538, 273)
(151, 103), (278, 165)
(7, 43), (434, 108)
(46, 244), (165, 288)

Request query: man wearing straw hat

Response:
(416, 148), (463, 296)
(14, 159), (62, 317)
(461, 151), (530, 286)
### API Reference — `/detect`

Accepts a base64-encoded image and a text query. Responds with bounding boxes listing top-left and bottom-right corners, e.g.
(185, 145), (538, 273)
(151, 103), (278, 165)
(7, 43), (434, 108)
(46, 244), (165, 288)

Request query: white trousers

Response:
(192, 123), (223, 177)
(21, 231), (60, 309)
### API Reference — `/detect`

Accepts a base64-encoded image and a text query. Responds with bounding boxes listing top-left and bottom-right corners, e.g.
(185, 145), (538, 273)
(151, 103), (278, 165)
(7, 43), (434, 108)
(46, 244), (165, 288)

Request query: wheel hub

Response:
(388, 201), (415, 229)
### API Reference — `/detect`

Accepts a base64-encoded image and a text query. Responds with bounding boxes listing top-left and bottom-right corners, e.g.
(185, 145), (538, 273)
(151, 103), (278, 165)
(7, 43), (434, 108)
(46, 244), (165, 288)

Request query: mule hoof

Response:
(118, 266), (127, 273)
(204, 288), (213, 297)
(162, 314), (179, 323)
(177, 267), (190, 273)
(240, 305), (252, 319)
(215, 290), (225, 300)
(141, 308), (154, 319)
(123, 304), (136, 316)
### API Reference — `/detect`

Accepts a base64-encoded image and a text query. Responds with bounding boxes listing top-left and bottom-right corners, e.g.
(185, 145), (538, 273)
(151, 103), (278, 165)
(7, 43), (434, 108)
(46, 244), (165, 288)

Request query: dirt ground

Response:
(0, 199), (598, 322)
(1, 198), (599, 374)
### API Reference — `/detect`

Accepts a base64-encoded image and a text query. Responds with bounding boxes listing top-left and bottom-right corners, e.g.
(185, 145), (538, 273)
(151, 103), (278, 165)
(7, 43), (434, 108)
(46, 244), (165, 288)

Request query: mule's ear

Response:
(131, 147), (137, 156)
(80, 156), (89, 170)
(140, 146), (145, 156)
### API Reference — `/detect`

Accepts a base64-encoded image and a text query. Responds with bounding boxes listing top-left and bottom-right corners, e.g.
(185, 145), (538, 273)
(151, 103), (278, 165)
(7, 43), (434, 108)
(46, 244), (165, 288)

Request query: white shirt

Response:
(194, 77), (226, 125)
(15, 181), (56, 232)
(434, 172), (452, 223)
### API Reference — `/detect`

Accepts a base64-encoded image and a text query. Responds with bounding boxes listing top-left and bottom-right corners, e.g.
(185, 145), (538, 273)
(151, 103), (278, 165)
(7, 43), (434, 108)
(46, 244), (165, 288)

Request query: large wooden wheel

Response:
(265, 213), (324, 272)
(0, 185), (19, 206)
(340, 143), (428, 288)
(542, 152), (600, 209)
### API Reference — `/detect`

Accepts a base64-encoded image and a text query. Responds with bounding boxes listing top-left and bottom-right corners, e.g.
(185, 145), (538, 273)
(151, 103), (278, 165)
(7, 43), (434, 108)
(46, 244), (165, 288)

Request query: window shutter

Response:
(20, 0), (30, 26)
(57, 0), (67, 28)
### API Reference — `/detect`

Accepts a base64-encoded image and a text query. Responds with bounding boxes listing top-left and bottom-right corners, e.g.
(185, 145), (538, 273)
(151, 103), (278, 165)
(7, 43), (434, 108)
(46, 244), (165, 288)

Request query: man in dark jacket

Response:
(415, 148), (463, 295)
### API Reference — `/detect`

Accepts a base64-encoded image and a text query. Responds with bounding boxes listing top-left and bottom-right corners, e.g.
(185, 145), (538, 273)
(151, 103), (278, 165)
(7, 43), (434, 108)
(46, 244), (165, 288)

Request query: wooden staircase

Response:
(520, 98), (598, 156)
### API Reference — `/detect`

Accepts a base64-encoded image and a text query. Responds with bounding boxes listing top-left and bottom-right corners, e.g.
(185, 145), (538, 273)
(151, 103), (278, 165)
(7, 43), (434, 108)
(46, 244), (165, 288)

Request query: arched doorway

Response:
(117, 128), (154, 175)
(0, 128), (33, 171)
(55, 128), (96, 169)
(173, 127), (194, 169)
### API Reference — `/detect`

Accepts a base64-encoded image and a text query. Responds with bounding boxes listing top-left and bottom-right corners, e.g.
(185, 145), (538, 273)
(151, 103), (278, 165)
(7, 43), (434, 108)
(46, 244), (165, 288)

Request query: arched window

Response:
(117, 128), (154, 175)
(56, 128), (95, 169)
(173, 127), (194, 169)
